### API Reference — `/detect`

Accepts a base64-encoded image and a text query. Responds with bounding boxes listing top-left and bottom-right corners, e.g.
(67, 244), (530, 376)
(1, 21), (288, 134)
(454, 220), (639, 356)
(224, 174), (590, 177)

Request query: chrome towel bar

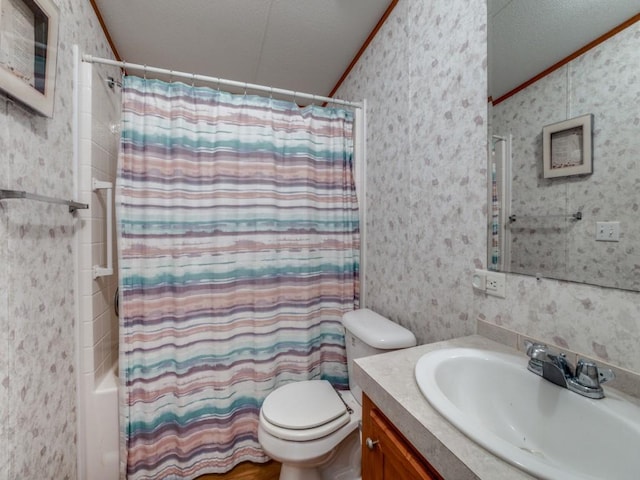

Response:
(508, 211), (582, 224)
(0, 188), (89, 213)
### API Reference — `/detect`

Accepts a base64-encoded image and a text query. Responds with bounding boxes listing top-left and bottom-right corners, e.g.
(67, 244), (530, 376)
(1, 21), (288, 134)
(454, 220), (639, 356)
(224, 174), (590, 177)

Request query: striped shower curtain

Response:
(116, 76), (359, 479)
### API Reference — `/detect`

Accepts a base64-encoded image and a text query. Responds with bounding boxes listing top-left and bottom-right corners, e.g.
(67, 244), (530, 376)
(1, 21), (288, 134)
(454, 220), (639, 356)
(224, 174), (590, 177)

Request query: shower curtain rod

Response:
(82, 54), (362, 109)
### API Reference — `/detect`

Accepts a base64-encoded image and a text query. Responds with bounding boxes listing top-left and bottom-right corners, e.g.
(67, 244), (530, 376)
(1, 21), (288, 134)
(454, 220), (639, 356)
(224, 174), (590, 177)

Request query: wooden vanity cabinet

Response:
(362, 394), (444, 480)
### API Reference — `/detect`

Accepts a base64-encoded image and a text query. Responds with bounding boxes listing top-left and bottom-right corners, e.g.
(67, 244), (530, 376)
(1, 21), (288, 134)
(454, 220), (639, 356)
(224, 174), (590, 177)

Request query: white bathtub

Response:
(86, 365), (120, 480)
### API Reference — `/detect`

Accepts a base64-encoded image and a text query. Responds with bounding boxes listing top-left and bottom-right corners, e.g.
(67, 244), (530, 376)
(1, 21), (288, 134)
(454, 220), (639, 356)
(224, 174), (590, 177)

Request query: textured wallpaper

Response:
(0, 2), (638, 478)
(0, 0), (114, 477)
(493, 23), (640, 291)
(337, 2), (640, 377)
(336, 0), (489, 344)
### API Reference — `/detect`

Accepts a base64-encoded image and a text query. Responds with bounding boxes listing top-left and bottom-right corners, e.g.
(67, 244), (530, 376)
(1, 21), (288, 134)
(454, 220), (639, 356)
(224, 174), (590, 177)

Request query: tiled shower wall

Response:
(77, 61), (121, 384)
(76, 57), (121, 480)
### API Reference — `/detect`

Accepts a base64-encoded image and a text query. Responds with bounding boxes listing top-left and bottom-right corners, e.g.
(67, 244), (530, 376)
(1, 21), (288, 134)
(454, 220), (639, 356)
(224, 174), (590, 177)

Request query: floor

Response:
(197, 461), (281, 480)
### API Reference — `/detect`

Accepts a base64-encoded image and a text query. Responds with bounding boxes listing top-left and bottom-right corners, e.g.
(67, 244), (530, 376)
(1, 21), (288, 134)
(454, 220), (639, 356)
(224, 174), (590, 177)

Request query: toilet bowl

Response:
(258, 308), (416, 480)
(258, 380), (361, 480)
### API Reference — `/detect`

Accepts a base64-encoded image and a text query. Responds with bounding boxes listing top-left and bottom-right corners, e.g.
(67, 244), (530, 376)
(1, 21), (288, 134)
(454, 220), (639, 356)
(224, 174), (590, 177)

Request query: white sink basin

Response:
(415, 348), (640, 480)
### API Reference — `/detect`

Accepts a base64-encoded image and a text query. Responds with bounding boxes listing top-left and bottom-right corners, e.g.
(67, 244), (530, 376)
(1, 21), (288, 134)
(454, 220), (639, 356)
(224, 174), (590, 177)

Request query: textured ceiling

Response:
(92, 0), (393, 100)
(92, 1), (639, 103)
(489, 0), (640, 100)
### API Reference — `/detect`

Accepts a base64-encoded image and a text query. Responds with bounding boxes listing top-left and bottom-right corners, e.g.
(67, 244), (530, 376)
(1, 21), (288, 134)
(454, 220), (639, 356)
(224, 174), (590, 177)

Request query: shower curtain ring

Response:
(270, 86), (273, 99)
(143, 64), (147, 79)
(169, 70), (173, 83)
(192, 73), (196, 87)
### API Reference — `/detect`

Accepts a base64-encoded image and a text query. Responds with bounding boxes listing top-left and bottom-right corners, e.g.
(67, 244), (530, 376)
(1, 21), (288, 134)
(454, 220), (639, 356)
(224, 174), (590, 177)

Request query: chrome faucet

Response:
(524, 341), (615, 399)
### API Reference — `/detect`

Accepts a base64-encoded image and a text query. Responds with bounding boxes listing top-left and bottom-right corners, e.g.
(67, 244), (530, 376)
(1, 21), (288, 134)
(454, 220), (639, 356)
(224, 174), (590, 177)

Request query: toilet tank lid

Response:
(342, 308), (417, 349)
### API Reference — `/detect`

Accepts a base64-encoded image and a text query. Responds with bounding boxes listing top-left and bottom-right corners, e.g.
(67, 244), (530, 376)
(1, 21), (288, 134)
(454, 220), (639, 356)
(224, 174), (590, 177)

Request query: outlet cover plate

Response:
(473, 269), (506, 298)
(485, 271), (506, 298)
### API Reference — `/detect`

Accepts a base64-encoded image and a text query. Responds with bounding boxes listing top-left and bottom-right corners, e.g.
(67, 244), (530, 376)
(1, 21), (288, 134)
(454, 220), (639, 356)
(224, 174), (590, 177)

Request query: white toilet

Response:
(258, 308), (417, 480)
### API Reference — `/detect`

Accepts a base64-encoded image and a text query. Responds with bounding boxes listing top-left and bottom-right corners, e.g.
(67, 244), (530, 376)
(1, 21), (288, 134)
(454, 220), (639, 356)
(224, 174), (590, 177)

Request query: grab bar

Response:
(0, 188), (88, 213)
(93, 178), (113, 279)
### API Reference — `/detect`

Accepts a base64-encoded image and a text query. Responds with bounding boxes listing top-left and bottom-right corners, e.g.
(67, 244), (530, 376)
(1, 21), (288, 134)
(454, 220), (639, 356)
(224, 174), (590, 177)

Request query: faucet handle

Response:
(524, 341), (548, 376)
(575, 359), (615, 389)
(524, 341), (548, 360)
(574, 359), (600, 388)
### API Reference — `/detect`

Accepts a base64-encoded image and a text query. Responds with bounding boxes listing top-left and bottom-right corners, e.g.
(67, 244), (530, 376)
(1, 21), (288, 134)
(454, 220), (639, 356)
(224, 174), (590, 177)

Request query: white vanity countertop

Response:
(353, 335), (537, 480)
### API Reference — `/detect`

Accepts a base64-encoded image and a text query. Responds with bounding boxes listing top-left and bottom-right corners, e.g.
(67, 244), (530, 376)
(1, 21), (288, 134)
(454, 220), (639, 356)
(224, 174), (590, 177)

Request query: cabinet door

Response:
(362, 394), (442, 480)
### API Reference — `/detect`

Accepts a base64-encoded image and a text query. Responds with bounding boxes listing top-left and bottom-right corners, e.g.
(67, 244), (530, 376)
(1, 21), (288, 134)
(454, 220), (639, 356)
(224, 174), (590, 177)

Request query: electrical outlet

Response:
(472, 269), (506, 298)
(485, 271), (506, 298)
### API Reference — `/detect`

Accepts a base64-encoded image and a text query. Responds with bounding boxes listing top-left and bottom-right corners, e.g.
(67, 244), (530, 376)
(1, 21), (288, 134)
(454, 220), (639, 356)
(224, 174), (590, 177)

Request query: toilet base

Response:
(273, 429), (361, 480)
(279, 464), (323, 480)
(318, 429), (361, 480)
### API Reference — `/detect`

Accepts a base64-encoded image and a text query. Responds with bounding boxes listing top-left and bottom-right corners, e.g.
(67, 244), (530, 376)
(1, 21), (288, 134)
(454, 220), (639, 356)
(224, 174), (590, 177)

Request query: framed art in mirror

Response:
(0, 0), (59, 117)
(542, 114), (593, 179)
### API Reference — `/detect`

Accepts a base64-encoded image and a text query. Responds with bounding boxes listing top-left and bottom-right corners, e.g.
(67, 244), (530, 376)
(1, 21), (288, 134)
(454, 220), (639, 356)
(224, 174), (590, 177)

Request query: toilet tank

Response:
(342, 308), (417, 401)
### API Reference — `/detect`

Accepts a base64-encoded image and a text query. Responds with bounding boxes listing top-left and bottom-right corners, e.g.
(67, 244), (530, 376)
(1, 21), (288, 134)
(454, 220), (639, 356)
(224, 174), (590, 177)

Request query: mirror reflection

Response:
(487, 2), (640, 291)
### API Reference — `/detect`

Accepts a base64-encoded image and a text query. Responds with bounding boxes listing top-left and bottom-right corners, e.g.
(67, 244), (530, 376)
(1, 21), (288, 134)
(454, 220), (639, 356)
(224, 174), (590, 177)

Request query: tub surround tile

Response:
(73, 52), (121, 480)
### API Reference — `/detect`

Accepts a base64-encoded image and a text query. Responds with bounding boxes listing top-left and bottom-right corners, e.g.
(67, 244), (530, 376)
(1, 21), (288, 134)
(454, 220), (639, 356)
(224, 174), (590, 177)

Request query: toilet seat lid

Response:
(262, 380), (347, 430)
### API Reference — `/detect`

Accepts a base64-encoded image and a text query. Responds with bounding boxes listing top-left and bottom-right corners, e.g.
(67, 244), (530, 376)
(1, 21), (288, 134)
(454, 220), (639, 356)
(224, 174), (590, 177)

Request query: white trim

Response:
(72, 44), (86, 480)
(355, 100), (367, 306)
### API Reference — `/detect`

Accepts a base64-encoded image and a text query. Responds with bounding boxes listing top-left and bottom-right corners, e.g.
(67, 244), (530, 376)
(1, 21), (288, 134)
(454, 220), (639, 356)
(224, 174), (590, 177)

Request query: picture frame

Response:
(0, 0), (59, 117)
(542, 113), (593, 178)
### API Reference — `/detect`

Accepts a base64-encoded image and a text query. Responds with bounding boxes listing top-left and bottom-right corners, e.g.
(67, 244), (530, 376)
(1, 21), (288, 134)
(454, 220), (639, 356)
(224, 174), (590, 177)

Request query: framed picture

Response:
(542, 114), (593, 178)
(0, 0), (59, 117)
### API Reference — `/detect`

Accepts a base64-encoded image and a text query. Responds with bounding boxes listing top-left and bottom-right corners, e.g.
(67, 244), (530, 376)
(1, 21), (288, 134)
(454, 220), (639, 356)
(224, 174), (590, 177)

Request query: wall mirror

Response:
(487, 0), (640, 292)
